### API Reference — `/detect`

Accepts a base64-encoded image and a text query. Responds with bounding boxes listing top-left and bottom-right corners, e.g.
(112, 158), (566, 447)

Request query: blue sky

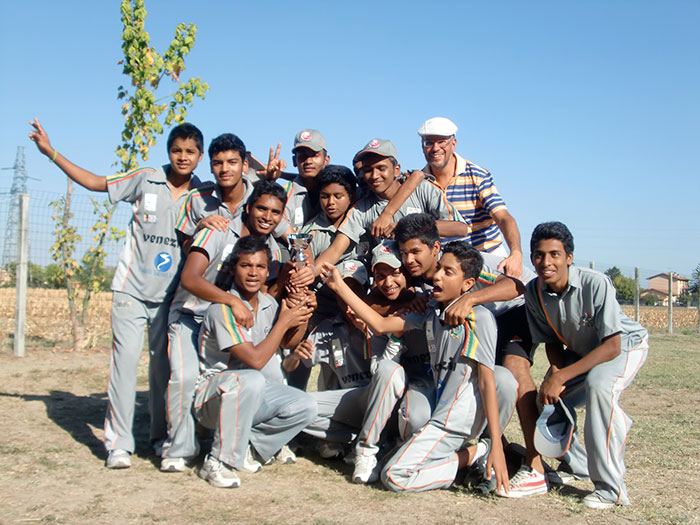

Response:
(1, 1), (698, 279)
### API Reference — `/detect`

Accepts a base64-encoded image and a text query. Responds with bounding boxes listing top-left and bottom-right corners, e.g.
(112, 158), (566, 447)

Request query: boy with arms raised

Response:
(320, 242), (509, 494)
(525, 222), (648, 509)
(162, 177), (289, 471)
(195, 236), (317, 488)
(29, 118), (205, 468)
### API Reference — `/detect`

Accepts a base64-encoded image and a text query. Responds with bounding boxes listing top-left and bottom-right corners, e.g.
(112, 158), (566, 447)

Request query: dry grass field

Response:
(0, 289), (699, 524)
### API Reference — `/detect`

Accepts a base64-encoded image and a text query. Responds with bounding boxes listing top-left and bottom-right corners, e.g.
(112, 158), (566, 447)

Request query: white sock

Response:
(468, 440), (489, 466)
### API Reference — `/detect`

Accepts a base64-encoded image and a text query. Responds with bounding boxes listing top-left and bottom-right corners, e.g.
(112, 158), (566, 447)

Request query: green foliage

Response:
(50, 182), (81, 302)
(115, 0), (209, 171)
(604, 266), (622, 282)
(641, 293), (659, 306)
(612, 275), (635, 303)
(44, 264), (65, 288)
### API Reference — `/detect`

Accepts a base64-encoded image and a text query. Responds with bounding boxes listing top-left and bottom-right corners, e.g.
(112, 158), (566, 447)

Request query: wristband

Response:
(50, 149), (58, 163)
(390, 334), (403, 343)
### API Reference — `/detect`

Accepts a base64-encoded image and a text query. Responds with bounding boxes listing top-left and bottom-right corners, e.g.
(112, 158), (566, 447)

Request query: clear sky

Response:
(1, 1), (698, 279)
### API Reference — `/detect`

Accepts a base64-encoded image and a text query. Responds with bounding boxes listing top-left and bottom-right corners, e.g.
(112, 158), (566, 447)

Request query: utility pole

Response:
(2, 147), (28, 267)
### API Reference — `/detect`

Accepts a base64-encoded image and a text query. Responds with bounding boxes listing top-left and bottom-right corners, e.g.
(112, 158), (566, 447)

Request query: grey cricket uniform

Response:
(301, 213), (366, 320)
(301, 316), (404, 458)
(163, 182), (288, 459)
(163, 220), (242, 460)
(525, 266), (649, 506)
(339, 179), (465, 247)
(381, 302), (509, 492)
(103, 165), (204, 454)
(274, 176), (319, 237)
(195, 290), (316, 467)
(175, 177), (253, 238)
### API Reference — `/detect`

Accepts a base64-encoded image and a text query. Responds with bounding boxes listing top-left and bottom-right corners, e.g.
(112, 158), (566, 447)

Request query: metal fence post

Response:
(634, 267), (640, 322)
(14, 194), (29, 357)
(668, 271), (673, 334)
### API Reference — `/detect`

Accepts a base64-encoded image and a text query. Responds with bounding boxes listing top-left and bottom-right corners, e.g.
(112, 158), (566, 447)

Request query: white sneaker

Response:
(240, 445), (262, 473)
(276, 445), (297, 464)
(583, 491), (616, 510)
(160, 456), (186, 473)
(497, 465), (548, 498)
(352, 454), (379, 484)
(318, 441), (344, 459)
(106, 449), (131, 469)
(198, 455), (240, 489)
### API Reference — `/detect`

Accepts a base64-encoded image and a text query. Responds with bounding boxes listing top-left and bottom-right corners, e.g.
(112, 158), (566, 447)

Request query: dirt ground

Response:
(1, 290), (699, 524)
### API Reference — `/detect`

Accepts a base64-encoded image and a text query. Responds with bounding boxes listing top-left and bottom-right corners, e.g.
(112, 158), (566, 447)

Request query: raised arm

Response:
(370, 170), (425, 238)
(435, 219), (469, 239)
(180, 250), (254, 328)
(319, 262), (405, 335)
(444, 274), (524, 325)
(492, 209), (523, 279)
(28, 118), (107, 192)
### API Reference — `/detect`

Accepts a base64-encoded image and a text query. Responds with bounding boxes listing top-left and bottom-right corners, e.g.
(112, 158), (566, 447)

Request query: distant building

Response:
(642, 273), (689, 306)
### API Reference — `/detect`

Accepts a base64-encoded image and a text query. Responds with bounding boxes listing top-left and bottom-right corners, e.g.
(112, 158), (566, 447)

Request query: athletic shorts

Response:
(495, 305), (535, 365)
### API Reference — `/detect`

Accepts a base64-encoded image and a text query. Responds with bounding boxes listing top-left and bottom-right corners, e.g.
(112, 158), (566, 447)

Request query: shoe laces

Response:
(510, 467), (537, 485)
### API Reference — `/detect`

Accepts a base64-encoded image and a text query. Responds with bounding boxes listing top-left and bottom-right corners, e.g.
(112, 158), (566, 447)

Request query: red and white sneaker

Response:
(497, 465), (548, 498)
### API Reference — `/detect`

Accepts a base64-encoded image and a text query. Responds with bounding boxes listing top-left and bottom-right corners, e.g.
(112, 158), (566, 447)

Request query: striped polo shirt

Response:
(424, 153), (506, 252)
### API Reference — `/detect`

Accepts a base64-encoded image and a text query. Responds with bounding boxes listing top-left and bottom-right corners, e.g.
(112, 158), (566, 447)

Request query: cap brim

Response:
(534, 401), (575, 458)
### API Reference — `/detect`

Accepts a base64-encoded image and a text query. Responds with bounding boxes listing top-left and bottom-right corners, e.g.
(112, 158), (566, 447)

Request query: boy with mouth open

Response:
(319, 242), (510, 494)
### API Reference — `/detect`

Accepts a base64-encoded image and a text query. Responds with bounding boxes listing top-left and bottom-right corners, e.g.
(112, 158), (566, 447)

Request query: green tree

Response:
(604, 266), (622, 282)
(612, 275), (635, 304)
(51, 0), (208, 351)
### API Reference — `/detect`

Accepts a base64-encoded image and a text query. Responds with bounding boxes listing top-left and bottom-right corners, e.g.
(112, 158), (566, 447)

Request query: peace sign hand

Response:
(262, 142), (287, 180)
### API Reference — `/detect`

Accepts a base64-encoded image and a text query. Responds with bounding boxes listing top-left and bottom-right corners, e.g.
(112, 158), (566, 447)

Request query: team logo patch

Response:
(344, 261), (357, 272)
(368, 139), (380, 149)
(154, 252), (172, 272)
(380, 243), (391, 253)
(449, 325), (464, 338)
(300, 131), (312, 141)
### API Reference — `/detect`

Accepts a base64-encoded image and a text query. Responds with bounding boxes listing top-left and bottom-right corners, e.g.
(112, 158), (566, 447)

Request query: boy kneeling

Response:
(195, 236), (317, 488)
(321, 242), (509, 494)
(525, 222), (648, 509)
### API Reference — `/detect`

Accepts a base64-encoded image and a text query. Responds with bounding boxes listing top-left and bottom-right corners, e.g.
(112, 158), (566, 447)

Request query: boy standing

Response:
(525, 221), (648, 509)
(29, 118), (205, 468)
(195, 236), (317, 488)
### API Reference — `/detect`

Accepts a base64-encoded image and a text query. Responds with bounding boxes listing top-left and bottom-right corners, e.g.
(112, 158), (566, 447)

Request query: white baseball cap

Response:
(417, 117), (458, 137)
(534, 399), (576, 459)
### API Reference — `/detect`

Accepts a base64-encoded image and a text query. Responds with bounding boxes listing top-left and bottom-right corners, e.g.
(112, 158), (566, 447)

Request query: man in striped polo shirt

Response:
(417, 117), (524, 279)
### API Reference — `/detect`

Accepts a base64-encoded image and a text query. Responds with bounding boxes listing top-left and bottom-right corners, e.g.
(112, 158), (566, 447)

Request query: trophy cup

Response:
(287, 233), (312, 269)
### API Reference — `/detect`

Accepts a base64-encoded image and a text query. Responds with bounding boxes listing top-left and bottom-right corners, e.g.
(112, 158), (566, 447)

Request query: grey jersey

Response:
(304, 315), (378, 390)
(302, 212), (362, 262)
(525, 265), (648, 357)
(107, 165), (204, 303)
(473, 252), (537, 317)
(276, 176), (319, 236)
(198, 289), (283, 382)
(169, 219), (286, 321)
(175, 177), (253, 237)
(403, 301), (497, 436)
(339, 179), (465, 244)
